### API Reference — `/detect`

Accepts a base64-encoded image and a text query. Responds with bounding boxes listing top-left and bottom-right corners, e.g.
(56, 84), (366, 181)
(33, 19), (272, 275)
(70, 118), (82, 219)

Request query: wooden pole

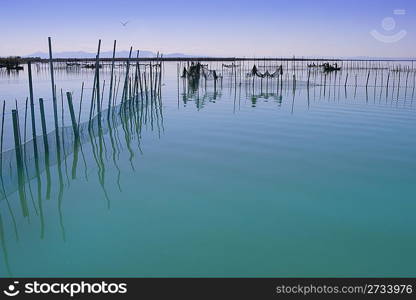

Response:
(137, 51), (144, 100)
(159, 54), (163, 97)
(122, 47), (133, 102)
(149, 61), (154, 99)
(39, 98), (51, 200)
(108, 40), (117, 116)
(153, 52), (159, 97)
(89, 40), (101, 126)
(78, 82), (84, 126)
(27, 62), (38, 155)
(0, 101), (5, 167)
(95, 40), (102, 116)
(48, 37), (60, 147)
(366, 70), (370, 88)
(66, 92), (79, 138)
(39, 98), (49, 154)
(12, 109), (29, 217)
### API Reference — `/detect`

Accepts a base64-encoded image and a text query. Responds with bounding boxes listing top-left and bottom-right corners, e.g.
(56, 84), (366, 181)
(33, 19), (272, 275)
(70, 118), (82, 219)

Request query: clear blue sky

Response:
(0, 0), (415, 57)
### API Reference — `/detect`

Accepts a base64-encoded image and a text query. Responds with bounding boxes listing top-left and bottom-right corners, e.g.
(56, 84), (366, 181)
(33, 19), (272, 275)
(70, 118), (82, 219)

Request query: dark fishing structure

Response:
(0, 57), (24, 71)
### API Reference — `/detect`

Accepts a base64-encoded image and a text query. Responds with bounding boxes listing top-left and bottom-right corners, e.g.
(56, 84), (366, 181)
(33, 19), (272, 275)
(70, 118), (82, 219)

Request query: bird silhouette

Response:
(120, 21), (129, 27)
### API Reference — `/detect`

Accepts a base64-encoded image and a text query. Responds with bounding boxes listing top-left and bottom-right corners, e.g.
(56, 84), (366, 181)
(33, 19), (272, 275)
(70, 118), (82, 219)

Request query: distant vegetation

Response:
(0, 56), (24, 70)
(0, 56), (42, 70)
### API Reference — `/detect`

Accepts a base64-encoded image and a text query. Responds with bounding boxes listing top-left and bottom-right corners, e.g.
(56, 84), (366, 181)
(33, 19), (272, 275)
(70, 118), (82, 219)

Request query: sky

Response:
(0, 0), (415, 58)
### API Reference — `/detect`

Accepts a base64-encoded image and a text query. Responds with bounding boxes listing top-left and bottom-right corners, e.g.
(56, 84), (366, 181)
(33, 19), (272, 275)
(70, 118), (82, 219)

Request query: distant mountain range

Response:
(25, 50), (195, 59)
(20, 52), (415, 60)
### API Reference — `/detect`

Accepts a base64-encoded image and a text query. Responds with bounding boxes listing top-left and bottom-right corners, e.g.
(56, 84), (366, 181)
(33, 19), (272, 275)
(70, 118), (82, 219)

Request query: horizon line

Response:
(6, 56), (416, 62)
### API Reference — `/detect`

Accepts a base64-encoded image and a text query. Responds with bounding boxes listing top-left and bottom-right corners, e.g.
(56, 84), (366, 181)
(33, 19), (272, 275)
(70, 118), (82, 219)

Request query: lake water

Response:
(0, 61), (415, 277)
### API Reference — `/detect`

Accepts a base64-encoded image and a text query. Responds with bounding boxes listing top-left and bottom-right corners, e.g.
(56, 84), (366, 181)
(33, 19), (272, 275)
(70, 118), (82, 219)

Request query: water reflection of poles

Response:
(291, 83), (296, 115)
(96, 41), (102, 127)
(67, 92), (79, 178)
(39, 98), (52, 200)
(132, 99), (144, 155)
(120, 101), (135, 171)
(97, 122), (110, 209)
(112, 107), (123, 161)
(22, 98), (37, 215)
(60, 89), (70, 186)
(34, 137), (45, 239)
(157, 81), (164, 133)
(0, 101), (18, 240)
(107, 106), (122, 192)
(0, 213), (12, 276)
(55, 122), (66, 241)
(353, 74), (357, 99)
(76, 83), (89, 181)
(26, 77), (45, 238)
(87, 117), (110, 209)
(396, 71), (401, 101)
(12, 109), (29, 217)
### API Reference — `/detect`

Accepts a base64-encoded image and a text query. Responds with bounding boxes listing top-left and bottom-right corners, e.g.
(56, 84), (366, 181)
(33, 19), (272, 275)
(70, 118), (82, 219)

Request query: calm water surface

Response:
(0, 62), (415, 277)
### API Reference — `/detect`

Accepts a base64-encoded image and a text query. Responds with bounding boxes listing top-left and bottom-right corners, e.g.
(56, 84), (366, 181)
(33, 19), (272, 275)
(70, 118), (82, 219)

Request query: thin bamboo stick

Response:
(48, 37), (60, 148)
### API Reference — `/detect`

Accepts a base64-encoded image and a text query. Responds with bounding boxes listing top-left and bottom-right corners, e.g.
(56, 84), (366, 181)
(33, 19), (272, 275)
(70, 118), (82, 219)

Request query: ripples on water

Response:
(0, 62), (415, 277)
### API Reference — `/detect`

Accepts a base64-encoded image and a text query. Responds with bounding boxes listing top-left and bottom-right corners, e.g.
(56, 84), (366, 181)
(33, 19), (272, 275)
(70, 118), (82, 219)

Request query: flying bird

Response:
(120, 21), (129, 27)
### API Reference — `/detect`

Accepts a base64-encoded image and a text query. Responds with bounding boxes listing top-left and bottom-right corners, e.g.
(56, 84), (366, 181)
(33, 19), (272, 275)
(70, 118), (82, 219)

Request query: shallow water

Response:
(0, 62), (415, 277)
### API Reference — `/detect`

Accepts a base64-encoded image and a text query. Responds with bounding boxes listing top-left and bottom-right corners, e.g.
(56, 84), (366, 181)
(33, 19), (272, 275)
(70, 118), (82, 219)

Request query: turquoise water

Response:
(0, 62), (415, 277)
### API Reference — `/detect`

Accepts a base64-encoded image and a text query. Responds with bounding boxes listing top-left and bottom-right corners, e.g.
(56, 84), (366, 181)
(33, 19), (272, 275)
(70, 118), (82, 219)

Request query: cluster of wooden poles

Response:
(178, 59), (416, 98)
(175, 59), (416, 113)
(0, 38), (164, 231)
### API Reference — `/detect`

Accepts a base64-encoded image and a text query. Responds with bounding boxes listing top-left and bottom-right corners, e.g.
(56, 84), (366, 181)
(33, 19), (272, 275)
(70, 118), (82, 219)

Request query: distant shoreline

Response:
(5, 57), (416, 62)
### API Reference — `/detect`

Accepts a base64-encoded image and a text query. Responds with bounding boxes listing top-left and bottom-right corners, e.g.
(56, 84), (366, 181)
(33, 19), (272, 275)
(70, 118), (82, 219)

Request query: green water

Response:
(0, 62), (415, 277)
